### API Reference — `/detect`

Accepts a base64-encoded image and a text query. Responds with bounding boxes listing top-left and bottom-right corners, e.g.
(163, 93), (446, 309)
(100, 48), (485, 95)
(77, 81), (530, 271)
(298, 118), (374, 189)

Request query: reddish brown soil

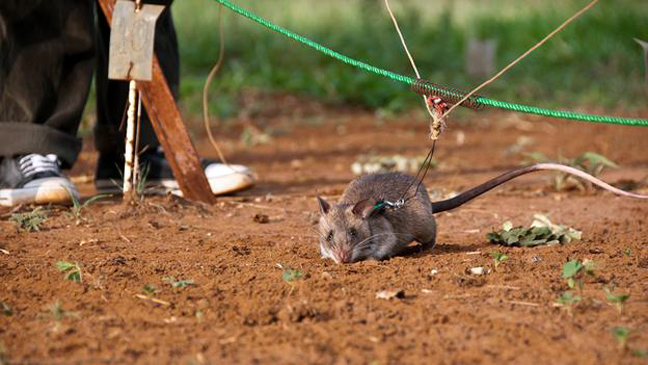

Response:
(1, 105), (648, 364)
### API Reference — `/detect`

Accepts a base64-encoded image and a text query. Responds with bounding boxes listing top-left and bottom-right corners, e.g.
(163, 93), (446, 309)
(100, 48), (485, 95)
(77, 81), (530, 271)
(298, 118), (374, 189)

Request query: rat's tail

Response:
(430, 163), (648, 214)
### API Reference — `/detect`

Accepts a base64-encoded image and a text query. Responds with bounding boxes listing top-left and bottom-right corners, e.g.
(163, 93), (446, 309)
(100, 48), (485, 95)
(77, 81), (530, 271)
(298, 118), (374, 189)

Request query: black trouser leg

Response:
(94, 0), (179, 159)
(0, 0), (95, 168)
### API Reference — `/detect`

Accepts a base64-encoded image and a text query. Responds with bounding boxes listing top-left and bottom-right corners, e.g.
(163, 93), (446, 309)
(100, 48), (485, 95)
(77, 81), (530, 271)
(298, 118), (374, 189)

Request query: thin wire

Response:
(398, 140), (436, 203)
(384, 0), (438, 205)
(383, 0), (437, 122)
(442, 0), (599, 119)
(384, 0), (419, 79)
(202, 4), (231, 166)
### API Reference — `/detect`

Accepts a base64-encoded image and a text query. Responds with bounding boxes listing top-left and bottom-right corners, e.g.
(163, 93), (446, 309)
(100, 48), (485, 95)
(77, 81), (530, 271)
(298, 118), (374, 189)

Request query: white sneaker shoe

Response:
(95, 148), (255, 196)
(157, 163), (255, 196)
(0, 154), (79, 207)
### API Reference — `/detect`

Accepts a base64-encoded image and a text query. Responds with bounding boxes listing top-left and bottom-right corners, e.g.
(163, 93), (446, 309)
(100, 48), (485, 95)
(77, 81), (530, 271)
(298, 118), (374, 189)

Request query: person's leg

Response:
(0, 0), (94, 167)
(0, 0), (93, 206)
(94, 1), (254, 196)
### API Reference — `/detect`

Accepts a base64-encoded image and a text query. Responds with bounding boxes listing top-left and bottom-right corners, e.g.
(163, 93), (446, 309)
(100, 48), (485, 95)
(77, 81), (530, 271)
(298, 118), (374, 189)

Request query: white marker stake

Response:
(108, 0), (164, 199)
(123, 80), (137, 195)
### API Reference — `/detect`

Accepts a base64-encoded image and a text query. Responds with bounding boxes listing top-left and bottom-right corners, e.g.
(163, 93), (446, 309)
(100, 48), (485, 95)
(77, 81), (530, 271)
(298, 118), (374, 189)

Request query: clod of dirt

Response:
(376, 289), (405, 300)
(455, 276), (487, 288)
(232, 245), (250, 256)
(253, 214), (270, 224)
(278, 302), (328, 323)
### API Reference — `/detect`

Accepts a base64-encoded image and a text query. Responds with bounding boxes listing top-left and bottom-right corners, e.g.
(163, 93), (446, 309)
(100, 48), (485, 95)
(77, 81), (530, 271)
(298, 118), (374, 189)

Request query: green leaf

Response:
(555, 291), (581, 305)
(282, 267), (303, 282)
(581, 152), (619, 169)
(163, 276), (195, 288)
(66, 271), (81, 283)
(562, 261), (582, 278)
(488, 216), (581, 247)
(567, 277), (575, 289)
(55, 261), (75, 272)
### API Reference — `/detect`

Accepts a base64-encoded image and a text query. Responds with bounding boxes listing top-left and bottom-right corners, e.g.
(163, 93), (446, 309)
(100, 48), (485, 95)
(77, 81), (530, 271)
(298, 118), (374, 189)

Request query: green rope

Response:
(214, 0), (648, 126)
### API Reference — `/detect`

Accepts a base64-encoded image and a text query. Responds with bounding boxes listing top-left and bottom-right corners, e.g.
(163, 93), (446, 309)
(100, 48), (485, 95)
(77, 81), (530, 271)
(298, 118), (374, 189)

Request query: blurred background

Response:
(170, 0), (647, 119)
(80, 0), (647, 133)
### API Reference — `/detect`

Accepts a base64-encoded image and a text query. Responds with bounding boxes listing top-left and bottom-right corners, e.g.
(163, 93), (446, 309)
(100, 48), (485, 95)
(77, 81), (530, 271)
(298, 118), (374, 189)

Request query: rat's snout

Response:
(333, 248), (352, 264)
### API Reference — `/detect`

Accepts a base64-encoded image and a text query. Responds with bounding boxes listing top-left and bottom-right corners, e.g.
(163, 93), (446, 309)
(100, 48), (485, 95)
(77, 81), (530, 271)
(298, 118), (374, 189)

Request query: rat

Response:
(316, 163), (648, 264)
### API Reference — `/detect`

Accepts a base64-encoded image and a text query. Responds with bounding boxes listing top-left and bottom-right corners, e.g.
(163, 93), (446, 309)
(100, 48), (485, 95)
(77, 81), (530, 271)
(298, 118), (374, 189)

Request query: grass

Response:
(163, 276), (195, 288)
(171, 0), (648, 119)
(0, 301), (12, 317)
(555, 290), (581, 315)
(55, 262), (83, 283)
(610, 326), (631, 350)
(281, 266), (303, 282)
(67, 191), (111, 223)
(10, 208), (47, 232)
(603, 286), (630, 314)
(524, 151), (619, 191)
(142, 283), (158, 296)
(40, 301), (79, 321)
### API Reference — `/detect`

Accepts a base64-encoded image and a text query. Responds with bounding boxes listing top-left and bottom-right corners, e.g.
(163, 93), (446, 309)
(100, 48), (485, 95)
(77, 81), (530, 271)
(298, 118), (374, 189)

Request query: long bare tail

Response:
(431, 163), (648, 214)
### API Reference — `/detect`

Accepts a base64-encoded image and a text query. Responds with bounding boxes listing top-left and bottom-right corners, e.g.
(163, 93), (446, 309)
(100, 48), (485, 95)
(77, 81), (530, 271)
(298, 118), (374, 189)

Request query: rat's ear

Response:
(317, 196), (331, 215)
(352, 199), (380, 219)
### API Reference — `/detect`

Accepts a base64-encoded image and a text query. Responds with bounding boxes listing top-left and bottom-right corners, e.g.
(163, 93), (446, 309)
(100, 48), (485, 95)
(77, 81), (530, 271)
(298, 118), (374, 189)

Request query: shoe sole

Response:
(95, 173), (255, 196)
(0, 177), (79, 207)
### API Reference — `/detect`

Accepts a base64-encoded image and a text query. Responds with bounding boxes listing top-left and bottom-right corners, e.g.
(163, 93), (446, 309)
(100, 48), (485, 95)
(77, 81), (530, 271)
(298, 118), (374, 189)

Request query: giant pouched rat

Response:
(317, 163), (648, 264)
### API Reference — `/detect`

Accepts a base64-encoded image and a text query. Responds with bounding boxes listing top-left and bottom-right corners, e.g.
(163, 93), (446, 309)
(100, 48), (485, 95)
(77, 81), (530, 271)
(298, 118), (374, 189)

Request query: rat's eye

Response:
(327, 231), (333, 241)
(348, 228), (358, 238)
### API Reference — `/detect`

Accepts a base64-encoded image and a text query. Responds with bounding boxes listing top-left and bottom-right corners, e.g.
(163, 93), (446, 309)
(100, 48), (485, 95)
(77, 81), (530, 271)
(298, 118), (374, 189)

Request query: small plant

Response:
(135, 163), (151, 196)
(282, 267), (303, 282)
(55, 261), (82, 283)
(142, 283), (157, 296)
(40, 301), (79, 321)
(67, 190), (110, 222)
(622, 248), (632, 257)
(0, 301), (12, 316)
(555, 291), (581, 315)
(9, 207), (47, 232)
(163, 276), (194, 288)
(603, 287), (630, 313)
(524, 152), (618, 191)
(562, 259), (595, 292)
(633, 349), (648, 358)
(240, 125), (272, 147)
(487, 214), (581, 247)
(610, 327), (631, 350)
(490, 251), (509, 270)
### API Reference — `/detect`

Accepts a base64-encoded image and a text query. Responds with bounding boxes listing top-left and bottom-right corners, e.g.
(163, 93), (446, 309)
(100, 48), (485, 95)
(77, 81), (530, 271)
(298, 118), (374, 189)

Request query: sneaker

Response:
(95, 148), (255, 196)
(0, 154), (79, 207)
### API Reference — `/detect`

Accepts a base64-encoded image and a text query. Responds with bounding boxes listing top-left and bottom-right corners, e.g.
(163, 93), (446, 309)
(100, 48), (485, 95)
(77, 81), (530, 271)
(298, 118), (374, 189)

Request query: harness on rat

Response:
(373, 138), (438, 213)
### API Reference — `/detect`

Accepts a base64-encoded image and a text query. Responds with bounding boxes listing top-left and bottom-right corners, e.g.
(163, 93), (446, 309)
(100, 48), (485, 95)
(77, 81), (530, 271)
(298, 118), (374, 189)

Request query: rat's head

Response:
(316, 196), (395, 264)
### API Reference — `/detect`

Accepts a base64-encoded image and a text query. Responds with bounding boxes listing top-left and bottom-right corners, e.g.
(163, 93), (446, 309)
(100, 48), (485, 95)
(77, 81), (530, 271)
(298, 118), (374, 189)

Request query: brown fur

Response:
(318, 172), (436, 263)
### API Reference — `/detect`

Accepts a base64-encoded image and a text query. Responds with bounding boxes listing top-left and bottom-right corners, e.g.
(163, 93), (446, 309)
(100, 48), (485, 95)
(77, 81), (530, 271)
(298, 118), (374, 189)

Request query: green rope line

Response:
(214, 0), (648, 126)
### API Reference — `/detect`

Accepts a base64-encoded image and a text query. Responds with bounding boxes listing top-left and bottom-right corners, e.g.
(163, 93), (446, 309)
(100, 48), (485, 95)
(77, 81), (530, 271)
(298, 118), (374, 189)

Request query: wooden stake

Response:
(98, 0), (216, 204)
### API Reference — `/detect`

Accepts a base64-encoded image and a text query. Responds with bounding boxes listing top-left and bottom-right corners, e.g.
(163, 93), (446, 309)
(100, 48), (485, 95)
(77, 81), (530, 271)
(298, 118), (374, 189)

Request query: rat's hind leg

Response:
(414, 216), (437, 251)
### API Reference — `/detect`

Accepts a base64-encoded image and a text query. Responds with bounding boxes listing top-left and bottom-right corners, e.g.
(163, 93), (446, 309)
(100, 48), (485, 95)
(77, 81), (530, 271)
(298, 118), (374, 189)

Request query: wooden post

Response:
(98, 0), (216, 204)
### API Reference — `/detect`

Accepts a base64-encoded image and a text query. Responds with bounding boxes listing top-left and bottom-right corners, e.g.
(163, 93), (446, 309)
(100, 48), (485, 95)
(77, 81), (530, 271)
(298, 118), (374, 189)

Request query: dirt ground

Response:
(1, 100), (648, 364)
